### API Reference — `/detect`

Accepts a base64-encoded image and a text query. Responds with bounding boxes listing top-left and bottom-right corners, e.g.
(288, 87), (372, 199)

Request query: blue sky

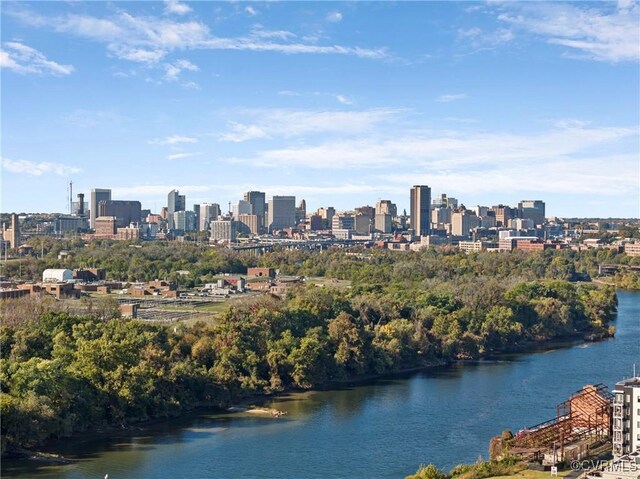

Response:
(1, 1), (639, 217)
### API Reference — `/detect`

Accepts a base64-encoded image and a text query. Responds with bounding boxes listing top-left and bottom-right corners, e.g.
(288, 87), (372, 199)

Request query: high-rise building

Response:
(210, 217), (237, 242)
(375, 200), (397, 217)
(491, 204), (513, 228)
(317, 207), (336, 229)
(244, 191), (266, 232)
(268, 196), (296, 233)
(375, 213), (392, 233)
(199, 203), (221, 231)
(432, 193), (458, 209)
(94, 216), (117, 236)
(98, 200), (142, 227)
(354, 214), (371, 234)
(231, 200), (252, 219)
(237, 214), (260, 235)
(518, 200), (546, 226)
(90, 188), (111, 229)
(173, 210), (197, 232)
(410, 185), (431, 236)
(612, 376), (640, 458)
(167, 189), (186, 230)
(296, 199), (307, 224)
(451, 209), (480, 237)
(193, 204), (200, 232)
(76, 193), (86, 216)
(332, 214), (354, 231)
(309, 214), (324, 231)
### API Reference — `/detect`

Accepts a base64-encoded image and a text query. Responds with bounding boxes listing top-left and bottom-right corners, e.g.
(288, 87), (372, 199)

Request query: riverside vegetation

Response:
(0, 245), (621, 455)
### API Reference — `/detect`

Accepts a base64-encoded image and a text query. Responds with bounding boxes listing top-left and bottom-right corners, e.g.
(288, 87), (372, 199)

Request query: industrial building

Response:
(42, 269), (73, 282)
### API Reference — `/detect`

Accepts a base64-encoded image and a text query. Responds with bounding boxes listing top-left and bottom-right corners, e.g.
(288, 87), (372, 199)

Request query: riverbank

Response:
(3, 289), (637, 479)
(6, 333), (600, 464)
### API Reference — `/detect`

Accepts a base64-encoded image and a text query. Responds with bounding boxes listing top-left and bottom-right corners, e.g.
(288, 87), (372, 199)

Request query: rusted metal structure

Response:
(511, 384), (612, 459)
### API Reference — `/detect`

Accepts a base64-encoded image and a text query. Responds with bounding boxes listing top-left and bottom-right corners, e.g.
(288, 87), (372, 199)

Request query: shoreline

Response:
(4, 330), (607, 465)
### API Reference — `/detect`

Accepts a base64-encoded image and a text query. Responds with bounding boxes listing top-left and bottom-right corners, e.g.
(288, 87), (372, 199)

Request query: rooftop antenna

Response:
(634, 363), (637, 378)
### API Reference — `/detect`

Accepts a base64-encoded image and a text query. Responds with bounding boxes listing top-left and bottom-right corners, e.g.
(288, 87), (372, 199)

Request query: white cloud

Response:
(249, 28), (295, 41)
(63, 109), (125, 127)
(2, 157), (81, 176)
(496, 2), (640, 62)
(9, 8), (389, 63)
(219, 122), (270, 143)
(326, 11), (343, 23)
(0, 41), (74, 75)
(436, 93), (467, 103)
(335, 94), (353, 105)
(112, 184), (211, 197)
(164, 0), (192, 16)
(245, 6), (258, 16)
(225, 124), (638, 184)
(166, 152), (198, 160)
(217, 108), (401, 142)
(148, 135), (198, 145)
(457, 27), (514, 49)
(163, 58), (199, 81)
(277, 90), (301, 96)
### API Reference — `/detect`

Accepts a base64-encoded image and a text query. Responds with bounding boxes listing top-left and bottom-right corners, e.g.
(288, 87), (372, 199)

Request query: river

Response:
(3, 290), (639, 479)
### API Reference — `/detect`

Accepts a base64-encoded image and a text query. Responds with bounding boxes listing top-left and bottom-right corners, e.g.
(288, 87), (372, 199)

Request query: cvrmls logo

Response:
(570, 460), (639, 473)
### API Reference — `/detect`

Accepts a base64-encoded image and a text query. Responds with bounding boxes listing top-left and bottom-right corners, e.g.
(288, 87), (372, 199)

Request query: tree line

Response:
(1, 264), (617, 453)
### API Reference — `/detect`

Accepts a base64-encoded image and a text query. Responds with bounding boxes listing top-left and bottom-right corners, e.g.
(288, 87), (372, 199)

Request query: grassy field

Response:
(306, 276), (352, 289)
(490, 469), (572, 479)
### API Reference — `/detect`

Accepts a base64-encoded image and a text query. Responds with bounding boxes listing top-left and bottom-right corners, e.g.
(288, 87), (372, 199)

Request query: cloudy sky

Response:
(1, 1), (638, 217)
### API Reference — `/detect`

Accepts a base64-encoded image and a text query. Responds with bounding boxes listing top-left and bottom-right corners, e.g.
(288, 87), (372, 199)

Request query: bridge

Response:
(598, 264), (640, 276)
(228, 239), (371, 255)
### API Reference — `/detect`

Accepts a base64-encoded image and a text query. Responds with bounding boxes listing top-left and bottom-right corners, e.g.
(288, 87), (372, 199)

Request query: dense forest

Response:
(0, 244), (619, 453)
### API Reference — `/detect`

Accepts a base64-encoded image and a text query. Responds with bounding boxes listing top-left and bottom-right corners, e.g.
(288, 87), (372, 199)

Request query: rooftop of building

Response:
(615, 376), (640, 388)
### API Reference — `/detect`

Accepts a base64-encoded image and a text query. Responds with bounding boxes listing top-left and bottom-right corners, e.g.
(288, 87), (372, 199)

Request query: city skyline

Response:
(1, 1), (639, 217)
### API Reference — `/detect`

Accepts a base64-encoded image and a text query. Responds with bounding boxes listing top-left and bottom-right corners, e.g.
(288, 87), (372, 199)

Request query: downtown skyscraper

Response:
(410, 185), (431, 237)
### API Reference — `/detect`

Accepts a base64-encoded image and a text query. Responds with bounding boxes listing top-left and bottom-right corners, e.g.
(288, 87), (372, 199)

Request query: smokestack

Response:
(77, 193), (85, 216)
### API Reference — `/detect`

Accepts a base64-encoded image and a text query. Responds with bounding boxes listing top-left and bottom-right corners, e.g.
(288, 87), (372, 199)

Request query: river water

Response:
(3, 291), (639, 479)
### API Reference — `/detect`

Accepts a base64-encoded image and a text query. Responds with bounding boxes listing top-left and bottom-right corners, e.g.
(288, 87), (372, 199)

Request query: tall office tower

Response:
(612, 376), (640, 458)
(267, 196), (296, 233)
(167, 189), (186, 230)
(76, 193), (85, 216)
(210, 217), (237, 242)
(317, 207), (336, 229)
(90, 188), (111, 229)
(98, 200), (142, 227)
(332, 214), (355, 231)
(410, 185), (431, 236)
(309, 214), (324, 231)
(193, 204), (200, 232)
(296, 199), (307, 224)
(451, 209), (480, 237)
(199, 203), (221, 231)
(355, 205), (375, 220)
(237, 214), (260, 235)
(173, 210), (197, 232)
(491, 204), (513, 228)
(354, 214), (371, 234)
(244, 191), (266, 231)
(518, 200), (546, 226)
(231, 200), (252, 219)
(375, 213), (392, 233)
(375, 200), (397, 217)
(432, 193), (458, 210)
